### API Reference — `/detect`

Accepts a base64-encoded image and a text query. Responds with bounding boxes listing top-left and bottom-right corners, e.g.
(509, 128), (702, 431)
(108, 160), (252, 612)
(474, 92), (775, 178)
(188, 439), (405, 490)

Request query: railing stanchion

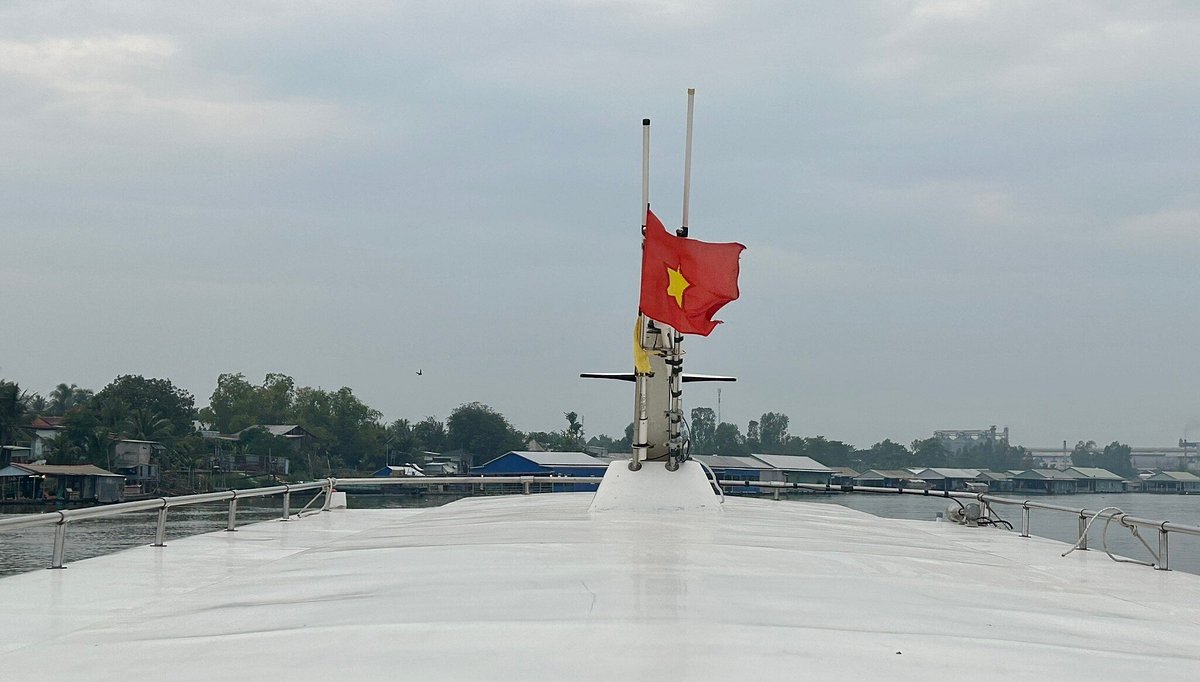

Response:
(523, 478), (531, 495)
(282, 491), (291, 520)
(1157, 529), (1170, 571)
(1077, 514), (1088, 551)
(1021, 505), (1030, 538)
(154, 506), (168, 547)
(51, 521), (67, 569)
(226, 497), (238, 531)
(321, 479), (334, 512)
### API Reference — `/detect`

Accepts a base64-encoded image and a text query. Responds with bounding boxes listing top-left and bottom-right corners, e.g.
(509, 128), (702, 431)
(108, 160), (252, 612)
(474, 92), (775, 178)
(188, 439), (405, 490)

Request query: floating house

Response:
(0, 463), (124, 503)
(1141, 471), (1200, 494)
(1063, 467), (1125, 493)
(1012, 469), (1077, 495)
(914, 468), (981, 492)
(748, 454), (833, 485)
(692, 455), (775, 494)
(853, 469), (923, 489)
(974, 471), (1016, 493)
(828, 467), (860, 486)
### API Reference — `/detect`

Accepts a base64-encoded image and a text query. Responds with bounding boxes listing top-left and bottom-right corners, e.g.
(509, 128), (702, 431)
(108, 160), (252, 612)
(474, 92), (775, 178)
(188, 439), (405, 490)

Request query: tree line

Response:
(1, 375), (1136, 484)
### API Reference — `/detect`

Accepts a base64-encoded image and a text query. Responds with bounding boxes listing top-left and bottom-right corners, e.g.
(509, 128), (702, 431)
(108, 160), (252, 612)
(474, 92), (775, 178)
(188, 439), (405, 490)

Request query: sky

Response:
(2, 1), (1199, 449)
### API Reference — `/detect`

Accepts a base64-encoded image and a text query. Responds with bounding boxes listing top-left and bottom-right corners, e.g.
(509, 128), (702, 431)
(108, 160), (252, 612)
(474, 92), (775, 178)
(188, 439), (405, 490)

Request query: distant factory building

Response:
(933, 427), (1008, 454)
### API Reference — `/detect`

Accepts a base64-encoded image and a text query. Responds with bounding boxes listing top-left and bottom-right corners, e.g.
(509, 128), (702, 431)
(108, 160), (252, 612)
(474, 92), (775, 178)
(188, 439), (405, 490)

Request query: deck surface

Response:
(2, 495), (1199, 680)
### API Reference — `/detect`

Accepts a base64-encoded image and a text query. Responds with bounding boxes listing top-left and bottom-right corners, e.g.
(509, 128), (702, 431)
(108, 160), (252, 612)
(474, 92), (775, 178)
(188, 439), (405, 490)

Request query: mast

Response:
(664, 88), (696, 471)
(631, 119), (652, 471)
(631, 90), (697, 473)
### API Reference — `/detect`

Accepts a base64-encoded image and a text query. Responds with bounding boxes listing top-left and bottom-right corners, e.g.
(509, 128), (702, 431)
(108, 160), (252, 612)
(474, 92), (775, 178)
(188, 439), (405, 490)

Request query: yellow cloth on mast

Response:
(633, 316), (652, 375)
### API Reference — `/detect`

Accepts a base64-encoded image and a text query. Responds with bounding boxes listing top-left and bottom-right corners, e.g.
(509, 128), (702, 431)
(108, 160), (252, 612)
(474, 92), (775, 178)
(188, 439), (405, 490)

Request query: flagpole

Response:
(631, 118), (651, 472)
(666, 88), (696, 470)
(679, 88), (695, 239)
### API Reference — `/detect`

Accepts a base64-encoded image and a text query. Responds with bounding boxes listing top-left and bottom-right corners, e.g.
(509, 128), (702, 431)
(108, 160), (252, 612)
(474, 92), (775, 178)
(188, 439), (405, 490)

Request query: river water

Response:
(2, 492), (1198, 577)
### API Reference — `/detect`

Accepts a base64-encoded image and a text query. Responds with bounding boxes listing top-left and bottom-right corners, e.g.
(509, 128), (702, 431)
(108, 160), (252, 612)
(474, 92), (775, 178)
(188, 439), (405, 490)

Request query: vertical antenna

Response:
(679, 88), (695, 237)
(631, 118), (651, 472)
(642, 118), (651, 225)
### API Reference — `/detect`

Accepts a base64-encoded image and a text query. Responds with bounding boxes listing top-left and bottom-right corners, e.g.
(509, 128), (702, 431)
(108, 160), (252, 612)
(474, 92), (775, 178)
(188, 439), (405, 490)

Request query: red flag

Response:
(639, 208), (745, 336)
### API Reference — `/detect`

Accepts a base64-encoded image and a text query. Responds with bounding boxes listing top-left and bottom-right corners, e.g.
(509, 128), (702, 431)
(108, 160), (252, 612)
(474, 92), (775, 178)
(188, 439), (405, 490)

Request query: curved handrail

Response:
(3, 474), (1195, 571)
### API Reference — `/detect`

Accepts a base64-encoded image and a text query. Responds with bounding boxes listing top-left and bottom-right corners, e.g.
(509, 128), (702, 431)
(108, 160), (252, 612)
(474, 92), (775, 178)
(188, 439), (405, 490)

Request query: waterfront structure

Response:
(0, 445), (31, 466)
(113, 438), (163, 494)
(1141, 471), (1200, 494)
(828, 467), (860, 485)
(1063, 467), (1124, 493)
(0, 463), (124, 503)
(974, 470), (1016, 492)
(372, 464), (426, 477)
(853, 469), (922, 489)
(472, 451), (608, 491)
(913, 468), (981, 492)
(692, 454), (774, 493)
(748, 454), (832, 484)
(1012, 469), (1077, 494)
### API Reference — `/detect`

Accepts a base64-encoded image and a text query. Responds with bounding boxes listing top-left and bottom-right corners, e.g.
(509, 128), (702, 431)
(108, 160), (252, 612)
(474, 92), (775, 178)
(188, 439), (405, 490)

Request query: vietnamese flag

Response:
(639, 208), (745, 336)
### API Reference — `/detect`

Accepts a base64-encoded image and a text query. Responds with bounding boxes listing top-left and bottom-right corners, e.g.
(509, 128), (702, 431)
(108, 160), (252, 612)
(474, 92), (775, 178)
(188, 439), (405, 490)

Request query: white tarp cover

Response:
(2, 496), (1200, 680)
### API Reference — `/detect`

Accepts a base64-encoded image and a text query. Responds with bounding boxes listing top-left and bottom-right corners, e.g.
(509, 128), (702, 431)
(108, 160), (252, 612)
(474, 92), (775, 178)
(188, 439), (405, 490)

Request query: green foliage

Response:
(1097, 441), (1134, 477)
(712, 422), (746, 455)
(92, 375), (196, 441)
(291, 385), (384, 470)
(789, 436), (856, 467)
(0, 380), (30, 447)
(859, 439), (912, 469)
(48, 383), (93, 416)
(203, 373), (296, 433)
(759, 412), (788, 449)
(689, 407), (715, 454)
(446, 402), (523, 464)
(411, 417), (447, 453)
(910, 438), (949, 468)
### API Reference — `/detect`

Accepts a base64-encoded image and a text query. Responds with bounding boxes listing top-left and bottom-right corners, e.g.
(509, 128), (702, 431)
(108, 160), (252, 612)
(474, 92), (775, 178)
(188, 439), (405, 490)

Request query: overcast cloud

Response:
(3, 1), (1199, 448)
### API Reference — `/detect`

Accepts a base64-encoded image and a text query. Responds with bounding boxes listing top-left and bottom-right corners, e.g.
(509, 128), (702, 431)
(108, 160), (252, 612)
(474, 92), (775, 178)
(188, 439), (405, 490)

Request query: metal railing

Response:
(4, 474), (1198, 572)
(721, 479), (1200, 570)
(0, 476), (598, 569)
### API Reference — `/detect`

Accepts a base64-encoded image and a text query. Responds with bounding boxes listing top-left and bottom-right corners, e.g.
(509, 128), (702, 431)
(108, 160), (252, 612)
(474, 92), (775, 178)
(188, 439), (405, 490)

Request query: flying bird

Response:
(416, 369), (423, 376)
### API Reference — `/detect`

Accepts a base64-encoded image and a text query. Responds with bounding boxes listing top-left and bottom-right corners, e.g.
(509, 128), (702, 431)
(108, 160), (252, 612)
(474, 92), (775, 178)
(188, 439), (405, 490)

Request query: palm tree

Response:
(85, 427), (115, 469)
(122, 408), (173, 442)
(48, 383), (77, 416)
(25, 393), (48, 415)
(0, 380), (29, 447)
(48, 383), (92, 416)
(44, 432), (82, 465)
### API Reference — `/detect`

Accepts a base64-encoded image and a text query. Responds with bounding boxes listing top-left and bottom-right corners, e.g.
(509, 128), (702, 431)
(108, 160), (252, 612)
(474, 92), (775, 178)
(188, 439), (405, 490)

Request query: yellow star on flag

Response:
(666, 266), (691, 308)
